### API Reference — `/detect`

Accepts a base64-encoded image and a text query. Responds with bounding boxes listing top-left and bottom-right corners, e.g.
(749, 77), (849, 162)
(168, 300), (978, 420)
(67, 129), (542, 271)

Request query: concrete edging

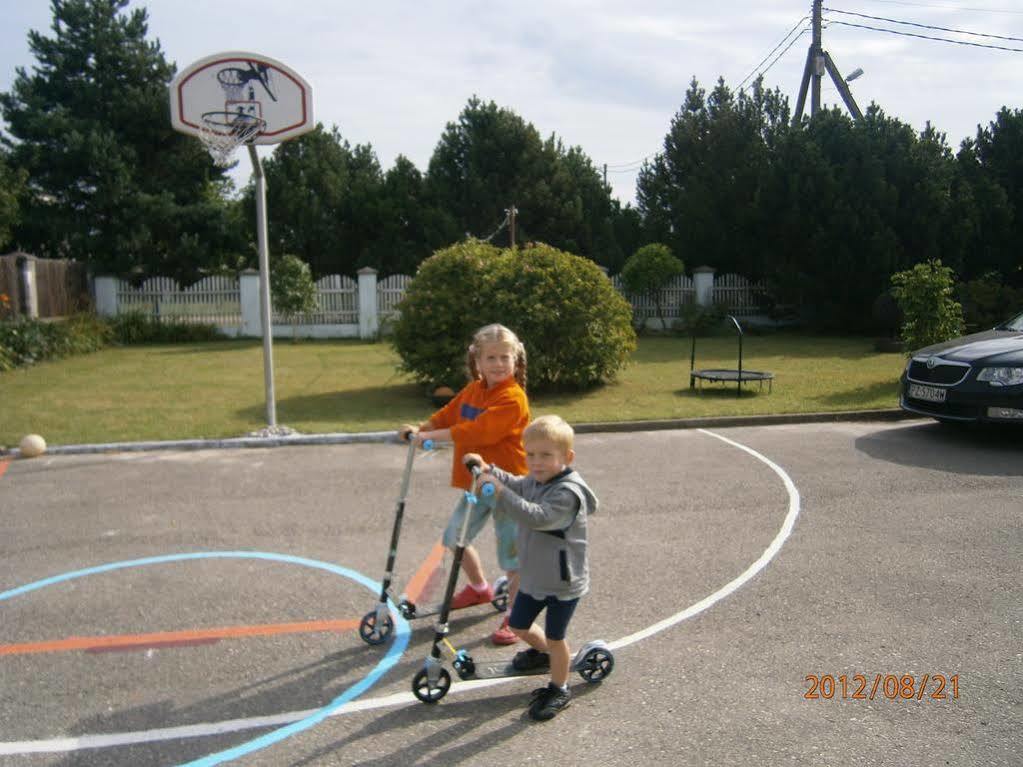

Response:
(1, 410), (920, 459)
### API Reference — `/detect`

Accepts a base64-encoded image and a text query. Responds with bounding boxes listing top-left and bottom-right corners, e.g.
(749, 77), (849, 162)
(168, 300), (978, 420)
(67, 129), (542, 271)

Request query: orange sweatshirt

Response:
(428, 376), (530, 490)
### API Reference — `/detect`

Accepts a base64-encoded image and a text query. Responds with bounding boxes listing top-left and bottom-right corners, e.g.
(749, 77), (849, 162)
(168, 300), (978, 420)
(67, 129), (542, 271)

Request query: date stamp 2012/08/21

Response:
(804, 674), (959, 702)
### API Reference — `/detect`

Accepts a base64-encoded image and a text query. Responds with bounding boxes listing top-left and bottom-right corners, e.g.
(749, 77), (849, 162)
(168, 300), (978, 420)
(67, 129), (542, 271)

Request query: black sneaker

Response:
(529, 683), (572, 721)
(512, 648), (550, 671)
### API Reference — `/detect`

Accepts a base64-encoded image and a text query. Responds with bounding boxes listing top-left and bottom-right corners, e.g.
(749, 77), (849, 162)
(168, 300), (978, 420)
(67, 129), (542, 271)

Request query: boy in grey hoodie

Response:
(464, 415), (598, 721)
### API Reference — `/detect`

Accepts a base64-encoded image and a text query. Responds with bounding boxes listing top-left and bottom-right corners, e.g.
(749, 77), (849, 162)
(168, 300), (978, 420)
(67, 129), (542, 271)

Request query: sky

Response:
(1, 0), (1021, 207)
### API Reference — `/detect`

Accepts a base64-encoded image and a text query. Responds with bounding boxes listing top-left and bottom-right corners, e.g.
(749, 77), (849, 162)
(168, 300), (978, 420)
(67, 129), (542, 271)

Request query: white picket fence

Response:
(115, 275), (243, 325)
(611, 273), (696, 321)
(272, 274), (358, 325)
(712, 273), (765, 318)
(97, 267), (766, 338)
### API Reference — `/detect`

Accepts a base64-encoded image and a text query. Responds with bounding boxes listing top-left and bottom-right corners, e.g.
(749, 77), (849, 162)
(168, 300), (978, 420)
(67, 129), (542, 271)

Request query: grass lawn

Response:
(0, 333), (907, 446)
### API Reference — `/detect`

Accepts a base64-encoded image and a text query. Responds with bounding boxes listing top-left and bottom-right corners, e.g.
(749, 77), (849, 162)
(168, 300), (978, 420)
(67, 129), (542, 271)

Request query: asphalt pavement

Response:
(0, 419), (1020, 766)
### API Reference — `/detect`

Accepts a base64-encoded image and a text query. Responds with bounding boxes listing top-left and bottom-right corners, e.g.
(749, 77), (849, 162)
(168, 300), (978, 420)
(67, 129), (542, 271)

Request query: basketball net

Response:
(198, 114), (266, 168)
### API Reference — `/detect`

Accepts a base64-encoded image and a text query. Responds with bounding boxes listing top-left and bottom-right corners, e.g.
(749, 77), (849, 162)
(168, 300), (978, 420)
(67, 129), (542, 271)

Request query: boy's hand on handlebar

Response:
(479, 472), (503, 497)
(462, 453), (489, 473)
(398, 424), (417, 442)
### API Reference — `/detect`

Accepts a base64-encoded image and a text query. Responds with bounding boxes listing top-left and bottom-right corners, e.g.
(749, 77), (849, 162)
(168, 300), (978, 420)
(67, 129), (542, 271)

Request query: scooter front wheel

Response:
(577, 647), (615, 683)
(412, 667), (451, 703)
(359, 610), (394, 645)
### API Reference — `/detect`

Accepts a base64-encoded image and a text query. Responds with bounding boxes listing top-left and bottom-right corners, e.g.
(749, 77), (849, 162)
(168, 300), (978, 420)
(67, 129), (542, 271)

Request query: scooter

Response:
(358, 437), (509, 646)
(411, 461), (615, 703)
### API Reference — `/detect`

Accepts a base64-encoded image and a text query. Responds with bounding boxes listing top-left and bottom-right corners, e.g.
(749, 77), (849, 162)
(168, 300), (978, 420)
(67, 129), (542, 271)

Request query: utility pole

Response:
(507, 205), (517, 247)
(792, 0), (862, 126)
(603, 163), (608, 189)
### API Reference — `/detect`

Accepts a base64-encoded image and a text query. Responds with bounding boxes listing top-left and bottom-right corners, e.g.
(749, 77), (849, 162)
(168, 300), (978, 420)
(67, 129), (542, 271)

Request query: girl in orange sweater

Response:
(400, 323), (530, 645)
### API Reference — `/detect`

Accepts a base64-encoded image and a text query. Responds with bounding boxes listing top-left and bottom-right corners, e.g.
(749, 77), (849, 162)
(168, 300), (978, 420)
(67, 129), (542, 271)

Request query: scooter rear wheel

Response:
(577, 647), (615, 682)
(491, 575), (510, 612)
(412, 667), (451, 703)
(358, 610), (394, 645)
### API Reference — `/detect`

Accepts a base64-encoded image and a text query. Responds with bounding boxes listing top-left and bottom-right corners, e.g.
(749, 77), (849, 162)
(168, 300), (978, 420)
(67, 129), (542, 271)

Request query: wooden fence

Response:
(0, 253), (90, 318)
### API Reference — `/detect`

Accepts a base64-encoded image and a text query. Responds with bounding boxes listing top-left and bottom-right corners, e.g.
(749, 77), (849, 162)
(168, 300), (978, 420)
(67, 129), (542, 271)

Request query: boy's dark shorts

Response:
(508, 591), (579, 641)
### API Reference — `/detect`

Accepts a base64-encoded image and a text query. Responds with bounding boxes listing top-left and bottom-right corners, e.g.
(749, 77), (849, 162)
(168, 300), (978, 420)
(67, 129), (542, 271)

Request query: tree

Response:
(0, 0), (239, 279)
(423, 96), (624, 265)
(620, 243), (684, 331)
(270, 253), (318, 342)
(954, 107), (1023, 286)
(250, 124), (397, 277)
(890, 260), (964, 351)
(637, 77), (788, 277)
(0, 152), (26, 250)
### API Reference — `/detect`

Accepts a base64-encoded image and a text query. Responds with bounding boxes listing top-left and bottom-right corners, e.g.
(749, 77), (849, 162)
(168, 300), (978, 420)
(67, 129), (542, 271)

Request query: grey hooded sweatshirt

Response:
(488, 466), (599, 601)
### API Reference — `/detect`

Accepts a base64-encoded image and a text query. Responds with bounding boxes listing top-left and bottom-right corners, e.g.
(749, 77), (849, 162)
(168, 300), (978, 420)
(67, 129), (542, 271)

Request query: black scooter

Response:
(358, 437), (509, 646)
(411, 461), (615, 703)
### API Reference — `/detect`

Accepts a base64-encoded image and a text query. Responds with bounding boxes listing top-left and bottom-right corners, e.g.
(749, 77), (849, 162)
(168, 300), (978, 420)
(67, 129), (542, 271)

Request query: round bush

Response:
(392, 240), (636, 390)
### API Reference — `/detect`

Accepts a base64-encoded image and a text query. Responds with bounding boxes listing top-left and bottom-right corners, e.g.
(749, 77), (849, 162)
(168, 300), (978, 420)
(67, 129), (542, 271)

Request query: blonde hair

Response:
(523, 415), (574, 453)
(466, 323), (527, 389)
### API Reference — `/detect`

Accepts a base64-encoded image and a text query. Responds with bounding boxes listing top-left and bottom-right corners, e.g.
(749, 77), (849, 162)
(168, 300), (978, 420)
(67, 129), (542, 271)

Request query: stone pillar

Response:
(93, 275), (119, 317)
(17, 255), (38, 318)
(693, 265), (716, 307)
(239, 269), (263, 337)
(358, 267), (378, 340)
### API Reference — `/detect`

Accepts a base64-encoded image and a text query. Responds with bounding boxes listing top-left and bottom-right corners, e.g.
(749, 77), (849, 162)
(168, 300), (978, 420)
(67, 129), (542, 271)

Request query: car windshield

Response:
(995, 312), (1023, 332)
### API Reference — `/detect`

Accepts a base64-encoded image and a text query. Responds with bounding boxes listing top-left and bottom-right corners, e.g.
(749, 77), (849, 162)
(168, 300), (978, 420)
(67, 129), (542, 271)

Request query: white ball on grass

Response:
(19, 434), (46, 458)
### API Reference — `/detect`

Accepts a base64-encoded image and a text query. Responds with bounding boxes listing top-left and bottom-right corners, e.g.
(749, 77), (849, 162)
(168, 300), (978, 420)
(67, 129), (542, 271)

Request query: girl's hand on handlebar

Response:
(398, 425), (417, 442)
(462, 453), (490, 473)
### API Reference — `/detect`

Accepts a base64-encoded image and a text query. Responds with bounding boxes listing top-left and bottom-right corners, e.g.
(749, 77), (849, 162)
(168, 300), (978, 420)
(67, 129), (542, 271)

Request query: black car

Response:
(899, 311), (1023, 424)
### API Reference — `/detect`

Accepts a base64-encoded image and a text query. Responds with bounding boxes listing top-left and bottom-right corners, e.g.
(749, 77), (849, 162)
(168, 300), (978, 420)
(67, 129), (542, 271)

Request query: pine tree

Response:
(0, 0), (240, 279)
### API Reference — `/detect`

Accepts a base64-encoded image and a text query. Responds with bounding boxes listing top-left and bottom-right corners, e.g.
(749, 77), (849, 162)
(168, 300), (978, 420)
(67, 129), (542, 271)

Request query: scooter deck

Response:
(459, 660), (548, 680)
(401, 600), (492, 621)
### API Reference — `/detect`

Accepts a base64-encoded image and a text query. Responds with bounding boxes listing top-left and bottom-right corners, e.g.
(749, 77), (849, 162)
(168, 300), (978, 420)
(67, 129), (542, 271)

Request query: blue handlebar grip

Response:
(423, 439), (434, 450)
(481, 482), (495, 497)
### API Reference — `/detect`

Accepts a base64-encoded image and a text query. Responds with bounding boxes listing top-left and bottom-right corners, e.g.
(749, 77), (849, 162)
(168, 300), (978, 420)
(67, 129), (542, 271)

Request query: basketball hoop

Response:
(198, 111), (267, 167)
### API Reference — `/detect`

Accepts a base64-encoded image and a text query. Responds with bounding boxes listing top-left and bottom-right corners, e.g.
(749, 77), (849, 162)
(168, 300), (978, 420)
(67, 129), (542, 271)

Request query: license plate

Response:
(909, 383), (947, 403)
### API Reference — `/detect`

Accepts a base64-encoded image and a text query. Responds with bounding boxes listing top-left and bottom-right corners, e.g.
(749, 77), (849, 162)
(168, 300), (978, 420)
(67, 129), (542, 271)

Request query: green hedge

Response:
(0, 312), (223, 372)
(392, 240), (636, 390)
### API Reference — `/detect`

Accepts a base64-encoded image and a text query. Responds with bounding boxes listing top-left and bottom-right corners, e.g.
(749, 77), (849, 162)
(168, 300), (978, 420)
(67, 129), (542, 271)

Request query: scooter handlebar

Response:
(464, 459), (495, 496)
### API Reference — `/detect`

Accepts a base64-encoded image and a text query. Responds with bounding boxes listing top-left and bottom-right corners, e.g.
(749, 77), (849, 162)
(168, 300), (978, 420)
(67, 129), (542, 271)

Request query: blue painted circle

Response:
(0, 551), (411, 766)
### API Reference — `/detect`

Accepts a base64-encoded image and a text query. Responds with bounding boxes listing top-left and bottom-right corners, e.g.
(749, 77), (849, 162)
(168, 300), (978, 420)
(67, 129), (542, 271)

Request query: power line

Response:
(605, 156), (654, 169)
(754, 28), (811, 84)
(824, 7), (1023, 41)
(736, 15), (810, 90)
(827, 18), (1023, 51)
(851, 0), (1023, 14)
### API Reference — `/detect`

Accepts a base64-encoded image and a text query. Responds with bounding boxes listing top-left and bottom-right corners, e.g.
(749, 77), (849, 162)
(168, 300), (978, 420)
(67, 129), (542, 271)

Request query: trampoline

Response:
(689, 315), (774, 396)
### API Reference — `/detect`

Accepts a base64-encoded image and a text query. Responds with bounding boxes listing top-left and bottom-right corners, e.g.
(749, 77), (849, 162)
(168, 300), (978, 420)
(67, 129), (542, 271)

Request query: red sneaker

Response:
(450, 583), (494, 610)
(491, 617), (518, 646)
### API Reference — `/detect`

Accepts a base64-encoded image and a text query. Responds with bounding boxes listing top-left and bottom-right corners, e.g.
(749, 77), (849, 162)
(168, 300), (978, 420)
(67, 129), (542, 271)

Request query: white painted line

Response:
(0, 428), (801, 756)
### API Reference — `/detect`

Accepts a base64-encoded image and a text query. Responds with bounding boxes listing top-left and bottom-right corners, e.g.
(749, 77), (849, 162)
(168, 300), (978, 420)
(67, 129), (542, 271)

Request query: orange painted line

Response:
(0, 618), (360, 657)
(403, 541), (446, 604)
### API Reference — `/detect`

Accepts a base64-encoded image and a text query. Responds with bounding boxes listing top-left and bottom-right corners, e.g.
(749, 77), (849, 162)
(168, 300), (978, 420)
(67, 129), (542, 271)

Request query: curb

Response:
(1, 409), (921, 460)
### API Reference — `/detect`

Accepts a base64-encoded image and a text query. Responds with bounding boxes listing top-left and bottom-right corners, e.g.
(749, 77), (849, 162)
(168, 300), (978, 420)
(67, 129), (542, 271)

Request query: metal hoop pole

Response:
(249, 144), (277, 426)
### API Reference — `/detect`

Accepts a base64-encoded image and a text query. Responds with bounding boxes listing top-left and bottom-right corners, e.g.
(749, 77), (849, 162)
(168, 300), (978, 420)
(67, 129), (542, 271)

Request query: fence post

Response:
(693, 266), (715, 307)
(358, 267), (378, 339)
(239, 269), (263, 337)
(93, 275), (119, 317)
(16, 255), (38, 319)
